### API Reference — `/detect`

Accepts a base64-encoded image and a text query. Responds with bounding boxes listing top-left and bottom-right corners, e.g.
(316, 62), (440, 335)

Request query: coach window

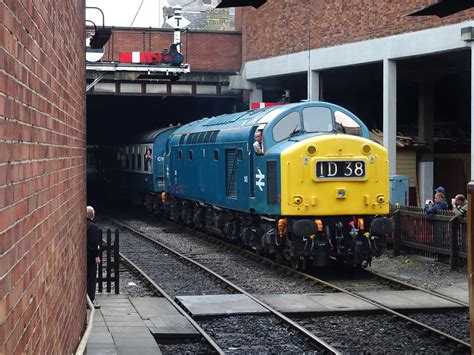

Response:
(272, 111), (301, 142)
(117, 147), (126, 169)
(334, 110), (362, 136)
(137, 147), (142, 171)
(303, 107), (333, 133)
(126, 147), (130, 169)
(214, 149), (219, 161)
(131, 147), (136, 170)
(188, 150), (193, 160)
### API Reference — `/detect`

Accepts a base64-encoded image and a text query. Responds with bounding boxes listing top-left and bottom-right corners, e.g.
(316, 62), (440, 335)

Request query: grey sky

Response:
(86, 0), (170, 28)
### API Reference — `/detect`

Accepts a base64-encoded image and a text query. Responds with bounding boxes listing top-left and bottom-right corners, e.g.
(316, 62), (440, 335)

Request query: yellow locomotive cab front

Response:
(280, 135), (390, 216)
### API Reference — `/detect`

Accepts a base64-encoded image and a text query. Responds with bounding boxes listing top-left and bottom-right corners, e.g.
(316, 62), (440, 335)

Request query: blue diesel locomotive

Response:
(114, 101), (394, 269)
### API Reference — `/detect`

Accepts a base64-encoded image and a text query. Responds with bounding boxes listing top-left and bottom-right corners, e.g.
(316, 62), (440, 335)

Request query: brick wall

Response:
(101, 28), (242, 73)
(242, 0), (474, 61)
(1, 0), (86, 353)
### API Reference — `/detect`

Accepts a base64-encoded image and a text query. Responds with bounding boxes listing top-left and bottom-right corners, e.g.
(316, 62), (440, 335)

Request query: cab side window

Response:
(334, 110), (362, 136)
(144, 147), (152, 171)
(272, 111), (301, 142)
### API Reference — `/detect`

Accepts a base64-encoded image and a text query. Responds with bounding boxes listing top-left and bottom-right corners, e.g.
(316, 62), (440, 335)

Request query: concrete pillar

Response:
(383, 59), (397, 175)
(418, 156), (434, 206)
(249, 87), (263, 109)
(307, 70), (320, 101)
(418, 81), (435, 206)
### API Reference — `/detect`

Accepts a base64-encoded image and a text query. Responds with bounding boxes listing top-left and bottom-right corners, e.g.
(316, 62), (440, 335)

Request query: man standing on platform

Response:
(87, 206), (101, 309)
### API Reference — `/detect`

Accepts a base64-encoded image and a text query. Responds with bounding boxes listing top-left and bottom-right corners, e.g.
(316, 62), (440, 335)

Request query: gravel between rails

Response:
(199, 315), (319, 354)
(401, 310), (470, 344)
(293, 314), (466, 354)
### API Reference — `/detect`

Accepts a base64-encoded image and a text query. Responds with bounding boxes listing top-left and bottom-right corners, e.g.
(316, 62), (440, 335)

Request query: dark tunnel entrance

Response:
(87, 95), (243, 144)
(86, 94), (243, 208)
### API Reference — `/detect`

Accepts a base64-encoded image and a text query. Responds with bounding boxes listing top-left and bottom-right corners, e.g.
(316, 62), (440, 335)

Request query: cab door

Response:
(249, 126), (267, 212)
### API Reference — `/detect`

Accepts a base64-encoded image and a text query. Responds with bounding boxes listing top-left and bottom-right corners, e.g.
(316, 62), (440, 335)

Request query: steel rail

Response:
(110, 217), (340, 355)
(284, 267), (472, 351)
(119, 252), (224, 354)
(161, 219), (471, 351)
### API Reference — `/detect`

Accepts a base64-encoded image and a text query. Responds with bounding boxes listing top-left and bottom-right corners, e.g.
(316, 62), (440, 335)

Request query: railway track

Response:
(101, 215), (470, 353)
(102, 217), (338, 354)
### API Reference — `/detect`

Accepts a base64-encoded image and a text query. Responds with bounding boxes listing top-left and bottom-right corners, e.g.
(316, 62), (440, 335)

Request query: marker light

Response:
(277, 218), (287, 236)
(307, 145), (317, 155)
(362, 144), (371, 154)
(357, 218), (365, 230)
(314, 219), (324, 232)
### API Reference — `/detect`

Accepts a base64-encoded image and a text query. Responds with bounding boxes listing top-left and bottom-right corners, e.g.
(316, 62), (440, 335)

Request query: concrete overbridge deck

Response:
(176, 283), (468, 318)
(86, 295), (199, 354)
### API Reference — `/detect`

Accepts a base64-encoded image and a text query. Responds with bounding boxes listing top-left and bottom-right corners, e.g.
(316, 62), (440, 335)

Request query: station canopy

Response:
(217, 0), (266, 9)
(408, 0), (474, 18)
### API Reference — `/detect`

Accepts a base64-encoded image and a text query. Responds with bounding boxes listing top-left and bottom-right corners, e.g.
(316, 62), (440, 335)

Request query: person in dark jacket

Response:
(435, 186), (451, 209)
(424, 192), (449, 215)
(87, 206), (101, 308)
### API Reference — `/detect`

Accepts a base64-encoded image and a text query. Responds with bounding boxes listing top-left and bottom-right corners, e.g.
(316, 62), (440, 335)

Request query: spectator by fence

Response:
(389, 205), (466, 270)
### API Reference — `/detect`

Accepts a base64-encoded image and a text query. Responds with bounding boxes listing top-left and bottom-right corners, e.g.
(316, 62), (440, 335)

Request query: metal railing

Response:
(98, 229), (120, 294)
(389, 206), (467, 270)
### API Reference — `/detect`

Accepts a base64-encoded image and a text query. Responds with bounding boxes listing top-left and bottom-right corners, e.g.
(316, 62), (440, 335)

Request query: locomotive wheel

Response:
(275, 253), (284, 265)
(291, 256), (306, 271)
(300, 257), (307, 271)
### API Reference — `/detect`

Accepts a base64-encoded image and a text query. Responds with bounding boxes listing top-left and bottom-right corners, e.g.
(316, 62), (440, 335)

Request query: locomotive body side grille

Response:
(225, 149), (238, 199)
(267, 160), (278, 204)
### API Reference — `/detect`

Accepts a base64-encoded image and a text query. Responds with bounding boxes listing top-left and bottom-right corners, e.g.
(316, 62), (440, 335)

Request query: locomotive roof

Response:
(170, 101), (368, 136)
(125, 126), (178, 144)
